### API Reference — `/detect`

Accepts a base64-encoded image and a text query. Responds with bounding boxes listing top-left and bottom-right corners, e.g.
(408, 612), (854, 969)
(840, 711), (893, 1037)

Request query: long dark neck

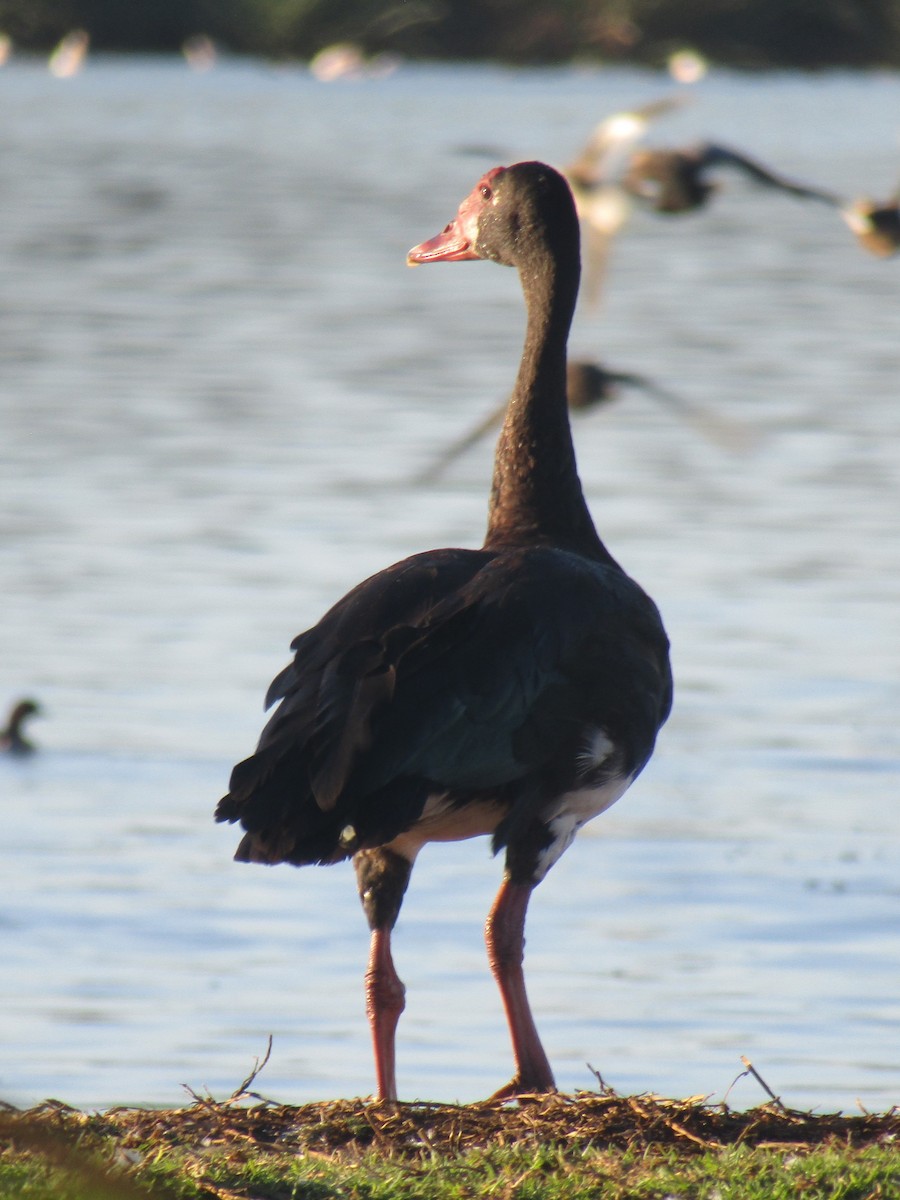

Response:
(483, 241), (615, 565)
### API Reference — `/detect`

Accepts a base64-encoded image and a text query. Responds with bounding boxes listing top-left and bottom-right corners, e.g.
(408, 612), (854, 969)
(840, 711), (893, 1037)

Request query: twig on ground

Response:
(586, 1063), (616, 1096)
(231, 1035), (274, 1101)
(738, 1056), (786, 1110)
(179, 1038), (278, 1110)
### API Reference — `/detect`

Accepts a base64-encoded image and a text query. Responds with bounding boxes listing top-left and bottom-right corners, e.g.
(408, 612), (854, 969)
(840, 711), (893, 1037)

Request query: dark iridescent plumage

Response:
(217, 162), (672, 1101)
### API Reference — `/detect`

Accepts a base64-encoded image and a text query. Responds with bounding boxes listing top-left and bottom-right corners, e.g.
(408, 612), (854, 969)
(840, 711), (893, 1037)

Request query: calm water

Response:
(1, 56), (898, 1114)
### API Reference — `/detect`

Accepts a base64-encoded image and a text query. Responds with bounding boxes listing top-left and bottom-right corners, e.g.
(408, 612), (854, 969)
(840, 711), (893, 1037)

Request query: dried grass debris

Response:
(4, 1090), (898, 1164)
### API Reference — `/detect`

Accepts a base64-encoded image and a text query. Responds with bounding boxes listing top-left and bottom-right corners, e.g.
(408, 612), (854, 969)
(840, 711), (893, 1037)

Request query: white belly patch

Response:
(385, 725), (631, 878)
(387, 792), (506, 863)
(533, 772), (635, 883)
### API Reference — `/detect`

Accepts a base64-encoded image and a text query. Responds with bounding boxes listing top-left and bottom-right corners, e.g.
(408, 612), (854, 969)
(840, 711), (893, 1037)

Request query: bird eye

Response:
(480, 184), (493, 201)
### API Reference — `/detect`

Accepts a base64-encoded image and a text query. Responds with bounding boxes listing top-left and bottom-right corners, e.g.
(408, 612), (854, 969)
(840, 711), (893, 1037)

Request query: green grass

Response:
(2, 1095), (898, 1200)
(171, 1143), (900, 1200)
(3, 1140), (899, 1200)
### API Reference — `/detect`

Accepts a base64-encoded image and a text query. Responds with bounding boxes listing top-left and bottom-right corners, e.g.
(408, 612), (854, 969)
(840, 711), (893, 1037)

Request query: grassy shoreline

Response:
(2, 1091), (898, 1199)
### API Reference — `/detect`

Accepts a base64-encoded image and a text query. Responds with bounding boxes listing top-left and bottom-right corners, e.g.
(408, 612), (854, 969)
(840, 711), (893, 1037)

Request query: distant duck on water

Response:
(216, 162), (673, 1102)
(1, 698), (41, 755)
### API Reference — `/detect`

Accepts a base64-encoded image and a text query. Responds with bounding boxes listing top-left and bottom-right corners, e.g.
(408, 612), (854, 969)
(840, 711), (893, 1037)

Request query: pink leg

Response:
(365, 926), (405, 1102)
(484, 877), (556, 1098)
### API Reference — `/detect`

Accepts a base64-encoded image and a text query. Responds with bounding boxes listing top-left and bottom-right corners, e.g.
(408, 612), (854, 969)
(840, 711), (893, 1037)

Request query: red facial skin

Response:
(407, 167), (506, 265)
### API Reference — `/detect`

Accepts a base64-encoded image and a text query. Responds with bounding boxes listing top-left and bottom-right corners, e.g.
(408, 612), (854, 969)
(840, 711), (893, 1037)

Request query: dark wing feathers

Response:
(330, 550), (598, 791)
(699, 142), (838, 204)
(217, 544), (670, 865)
(216, 548), (492, 855)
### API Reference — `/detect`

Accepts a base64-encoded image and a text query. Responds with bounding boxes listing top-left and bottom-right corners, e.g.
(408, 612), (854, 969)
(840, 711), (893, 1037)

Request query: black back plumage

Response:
(217, 543), (671, 873)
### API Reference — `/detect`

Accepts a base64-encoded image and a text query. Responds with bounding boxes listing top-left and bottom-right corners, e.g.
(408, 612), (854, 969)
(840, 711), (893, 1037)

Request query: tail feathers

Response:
(218, 767), (353, 867)
(233, 827), (302, 864)
(232, 825), (349, 867)
(215, 741), (297, 824)
(217, 756), (433, 868)
(215, 740), (323, 864)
